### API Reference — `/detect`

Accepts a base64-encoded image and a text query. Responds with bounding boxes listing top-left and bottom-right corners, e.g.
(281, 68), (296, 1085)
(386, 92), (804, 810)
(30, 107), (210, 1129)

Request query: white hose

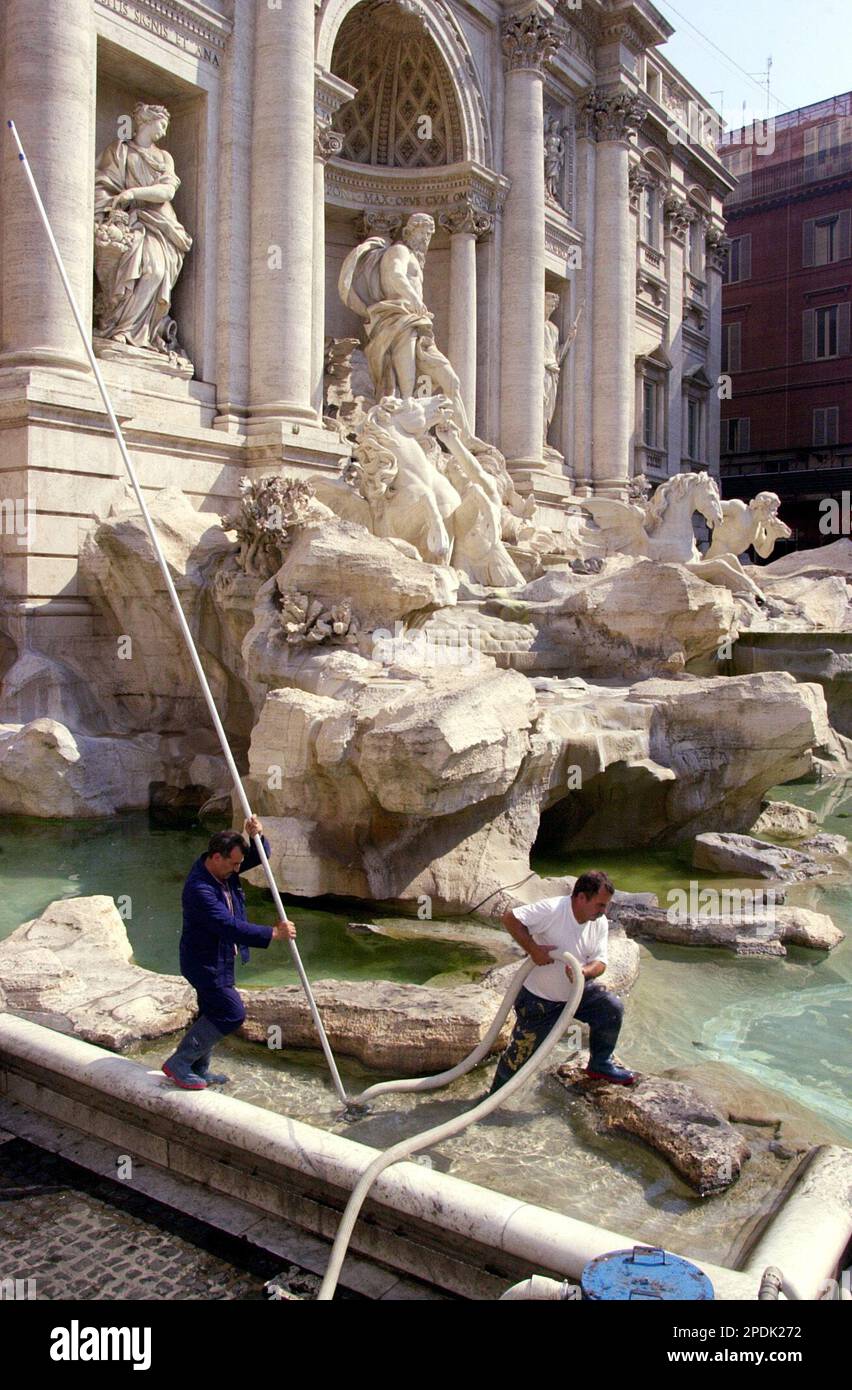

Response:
(6, 119), (348, 1107)
(317, 952), (585, 1300)
(499, 1276), (575, 1300)
(347, 955), (537, 1109)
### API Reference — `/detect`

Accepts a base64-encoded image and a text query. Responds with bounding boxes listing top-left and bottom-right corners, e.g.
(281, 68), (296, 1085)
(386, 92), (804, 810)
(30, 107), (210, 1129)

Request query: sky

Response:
(654, 0), (852, 128)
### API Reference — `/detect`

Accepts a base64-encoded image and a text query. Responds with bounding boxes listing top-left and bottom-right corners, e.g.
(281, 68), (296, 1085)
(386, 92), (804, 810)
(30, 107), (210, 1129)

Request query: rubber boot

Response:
(162, 1016), (223, 1090)
(190, 1021), (230, 1085)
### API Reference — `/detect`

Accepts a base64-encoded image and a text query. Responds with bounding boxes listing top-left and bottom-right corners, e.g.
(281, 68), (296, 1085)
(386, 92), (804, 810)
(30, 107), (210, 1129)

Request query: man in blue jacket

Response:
(162, 816), (295, 1090)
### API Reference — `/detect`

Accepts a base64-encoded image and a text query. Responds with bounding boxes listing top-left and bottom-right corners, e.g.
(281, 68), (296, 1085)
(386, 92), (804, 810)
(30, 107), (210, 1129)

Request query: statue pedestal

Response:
(508, 466), (577, 532)
(93, 337), (194, 380)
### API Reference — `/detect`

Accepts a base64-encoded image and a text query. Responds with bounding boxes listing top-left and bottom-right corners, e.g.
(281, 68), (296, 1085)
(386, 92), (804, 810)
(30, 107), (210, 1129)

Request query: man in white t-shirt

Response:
(488, 870), (636, 1093)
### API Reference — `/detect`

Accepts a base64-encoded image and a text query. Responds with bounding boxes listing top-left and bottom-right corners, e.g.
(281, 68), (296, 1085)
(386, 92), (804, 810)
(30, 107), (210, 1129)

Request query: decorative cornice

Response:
(315, 67), (358, 129)
(326, 160), (511, 219)
(94, 0), (230, 65)
(502, 12), (560, 73)
(439, 201), (494, 239)
(581, 87), (648, 143)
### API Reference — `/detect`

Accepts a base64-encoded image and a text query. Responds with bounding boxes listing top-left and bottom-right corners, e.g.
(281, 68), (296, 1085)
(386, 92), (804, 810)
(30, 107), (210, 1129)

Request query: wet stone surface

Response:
(0, 1135), (359, 1301)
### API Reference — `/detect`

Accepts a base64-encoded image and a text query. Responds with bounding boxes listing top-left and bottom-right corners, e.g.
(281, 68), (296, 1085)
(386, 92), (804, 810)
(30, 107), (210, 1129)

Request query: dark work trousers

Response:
(192, 983), (246, 1036)
(489, 981), (625, 1094)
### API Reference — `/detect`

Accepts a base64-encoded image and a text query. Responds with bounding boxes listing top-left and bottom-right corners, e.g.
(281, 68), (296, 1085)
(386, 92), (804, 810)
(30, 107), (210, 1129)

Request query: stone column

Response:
(248, 0), (316, 428)
(312, 72), (356, 417)
(439, 203), (493, 436)
(0, 0), (95, 372)
(499, 10), (559, 471)
(663, 193), (693, 475)
(213, 1), (255, 429)
(583, 87), (647, 498)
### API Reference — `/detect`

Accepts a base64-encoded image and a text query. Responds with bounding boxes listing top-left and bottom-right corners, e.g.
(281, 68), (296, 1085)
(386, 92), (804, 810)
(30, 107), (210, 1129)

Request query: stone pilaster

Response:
(439, 202), (493, 434)
(499, 10), (559, 471)
(248, 0), (317, 429)
(582, 86), (647, 498)
(662, 194), (688, 474)
(0, 0), (95, 373)
(705, 225), (729, 476)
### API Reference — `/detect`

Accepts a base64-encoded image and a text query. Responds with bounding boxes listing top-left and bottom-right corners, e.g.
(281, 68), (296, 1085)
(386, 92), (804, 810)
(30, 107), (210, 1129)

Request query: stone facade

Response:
(0, 0), (733, 659)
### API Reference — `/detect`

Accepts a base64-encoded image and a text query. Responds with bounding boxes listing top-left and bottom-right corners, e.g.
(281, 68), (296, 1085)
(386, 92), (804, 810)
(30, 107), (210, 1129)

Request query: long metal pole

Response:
(6, 120), (348, 1106)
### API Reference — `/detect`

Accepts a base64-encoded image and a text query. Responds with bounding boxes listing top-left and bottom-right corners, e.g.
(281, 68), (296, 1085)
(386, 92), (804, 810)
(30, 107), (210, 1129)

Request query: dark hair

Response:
(572, 870), (615, 900)
(207, 831), (247, 859)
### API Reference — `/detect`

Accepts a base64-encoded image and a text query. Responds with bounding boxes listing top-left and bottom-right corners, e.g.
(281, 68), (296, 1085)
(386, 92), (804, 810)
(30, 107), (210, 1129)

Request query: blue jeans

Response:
(489, 982), (624, 1094)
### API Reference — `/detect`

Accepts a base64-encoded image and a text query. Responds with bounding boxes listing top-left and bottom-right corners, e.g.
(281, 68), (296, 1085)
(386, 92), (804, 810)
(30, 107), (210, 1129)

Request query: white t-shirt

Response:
(514, 896), (609, 1002)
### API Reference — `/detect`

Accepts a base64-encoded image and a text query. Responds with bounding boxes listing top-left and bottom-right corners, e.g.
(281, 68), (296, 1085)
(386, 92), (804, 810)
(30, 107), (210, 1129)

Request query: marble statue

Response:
(330, 394), (462, 565)
(94, 102), (192, 366)
(580, 471), (766, 599)
(314, 394), (525, 586)
(543, 294), (580, 444)
(434, 418), (526, 587)
(544, 115), (568, 204)
(338, 213), (474, 440)
(704, 492), (792, 563)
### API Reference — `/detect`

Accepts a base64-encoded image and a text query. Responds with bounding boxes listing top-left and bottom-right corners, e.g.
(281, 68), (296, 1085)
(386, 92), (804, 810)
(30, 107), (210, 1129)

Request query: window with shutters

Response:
(643, 185), (661, 250)
(804, 211), (852, 266)
(816, 305), (838, 358)
(725, 234), (751, 284)
(686, 397), (704, 461)
(722, 322), (742, 373)
(813, 407), (840, 447)
(688, 218), (705, 278)
(721, 418), (751, 454)
(643, 380), (658, 448)
(804, 302), (851, 360)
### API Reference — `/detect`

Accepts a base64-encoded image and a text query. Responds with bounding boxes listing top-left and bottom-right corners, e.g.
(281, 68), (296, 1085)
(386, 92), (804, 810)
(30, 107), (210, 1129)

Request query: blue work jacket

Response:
(180, 835), (274, 990)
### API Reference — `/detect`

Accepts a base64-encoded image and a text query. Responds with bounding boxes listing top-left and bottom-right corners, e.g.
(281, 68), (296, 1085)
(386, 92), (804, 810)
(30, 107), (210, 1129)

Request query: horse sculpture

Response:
(579, 471), (765, 599)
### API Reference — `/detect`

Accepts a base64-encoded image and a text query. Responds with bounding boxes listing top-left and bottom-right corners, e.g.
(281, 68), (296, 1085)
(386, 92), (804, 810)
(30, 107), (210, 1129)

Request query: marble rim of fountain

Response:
(5, 1013), (848, 1301)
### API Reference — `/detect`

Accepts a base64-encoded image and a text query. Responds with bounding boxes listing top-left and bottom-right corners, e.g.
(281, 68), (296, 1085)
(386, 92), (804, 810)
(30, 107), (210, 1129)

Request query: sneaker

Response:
(585, 1060), (636, 1086)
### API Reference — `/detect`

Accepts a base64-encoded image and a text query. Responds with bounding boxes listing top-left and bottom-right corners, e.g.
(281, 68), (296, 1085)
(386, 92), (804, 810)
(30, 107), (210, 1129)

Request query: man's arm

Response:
(577, 959), (606, 982)
(237, 833), (270, 876)
(501, 908), (555, 968)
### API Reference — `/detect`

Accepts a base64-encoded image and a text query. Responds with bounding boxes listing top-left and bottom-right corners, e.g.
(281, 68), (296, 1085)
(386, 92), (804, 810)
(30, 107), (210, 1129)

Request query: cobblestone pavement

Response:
(0, 1136), (354, 1301)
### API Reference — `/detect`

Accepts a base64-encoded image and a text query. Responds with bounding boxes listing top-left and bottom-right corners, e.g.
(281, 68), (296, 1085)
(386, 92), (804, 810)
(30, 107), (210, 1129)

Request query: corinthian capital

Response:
(628, 163), (659, 213)
(581, 87), (648, 142)
(705, 225), (732, 274)
(439, 202), (494, 238)
(502, 12), (560, 72)
(663, 192), (696, 244)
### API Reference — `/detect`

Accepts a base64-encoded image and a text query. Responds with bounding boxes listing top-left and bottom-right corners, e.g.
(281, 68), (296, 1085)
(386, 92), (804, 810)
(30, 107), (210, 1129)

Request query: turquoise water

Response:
(2, 788), (851, 1143)
(0, 814), (492, 987)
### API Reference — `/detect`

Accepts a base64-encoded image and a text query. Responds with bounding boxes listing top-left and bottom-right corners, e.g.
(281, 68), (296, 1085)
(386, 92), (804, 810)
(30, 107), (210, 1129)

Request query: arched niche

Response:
(316, 0), (491, 168)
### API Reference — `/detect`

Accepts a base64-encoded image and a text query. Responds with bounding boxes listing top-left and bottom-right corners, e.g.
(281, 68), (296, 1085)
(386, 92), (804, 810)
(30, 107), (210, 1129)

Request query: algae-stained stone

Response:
(554, 1067), (751, 1194)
